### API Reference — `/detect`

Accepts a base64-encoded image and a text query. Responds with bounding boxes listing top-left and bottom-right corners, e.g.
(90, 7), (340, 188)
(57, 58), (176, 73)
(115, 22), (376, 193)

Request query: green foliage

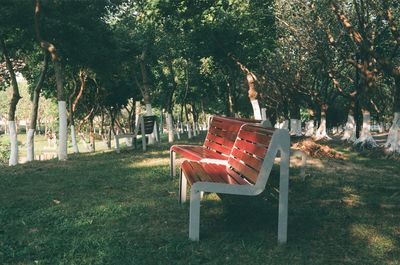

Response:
(0, 136), (10, 166)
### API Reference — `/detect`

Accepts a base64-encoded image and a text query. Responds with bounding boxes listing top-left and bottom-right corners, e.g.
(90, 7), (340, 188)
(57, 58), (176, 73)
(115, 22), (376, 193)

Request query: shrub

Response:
(0, 137), (10, 166)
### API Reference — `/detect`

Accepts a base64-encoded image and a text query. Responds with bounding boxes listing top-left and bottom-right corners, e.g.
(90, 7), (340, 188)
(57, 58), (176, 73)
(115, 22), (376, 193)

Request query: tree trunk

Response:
(69, 70), (86, 154)
(192, 104), (199, 136)
(27, 52), (49, 161)
(289, 102), (302, 136)
(1, 39), (21, 166)
(384, 77), (400, 153)
(184, 104), (192, 139)
(226, 80), (235, 116)
(167, 113), (174, 143)
(342, 113), (357, 142)
(354, 109), (378, 148)
(304, 109), (315, 137)
(89, 115), (95, 152)
(315, 104), (331, 140)
(248, 72), (262, 119)
(385, 112), (400, 153)
(35, 0), (67, 161)
(342, 101), (357, 142)
(68, 80), (79, 154)
(137, 51), (156, 144)
(226, 52), (261, 119)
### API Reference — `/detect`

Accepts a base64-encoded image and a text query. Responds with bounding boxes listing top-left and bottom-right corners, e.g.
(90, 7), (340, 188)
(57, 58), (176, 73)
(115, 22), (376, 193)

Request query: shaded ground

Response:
(0, 133), (399, 265)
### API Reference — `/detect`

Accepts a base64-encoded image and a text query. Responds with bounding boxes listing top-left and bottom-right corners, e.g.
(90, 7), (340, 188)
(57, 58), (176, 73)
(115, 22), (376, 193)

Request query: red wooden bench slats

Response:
(234, 139), (267, 159)
(237, 130), (272, 147)
(181, 162), (202, 184)
(207, 127), (238, 144)
(203, 140), (231, 156)
(171, 116), (263, 178)
(230, 147), (263, 171)
(228, 157), (259, 184)
(182, 161), (248, 185)
(202, 163), (231, 183)
(182, 161), (238, 185)
(180, 124), (275, 187)
(212, 123), (244, 134)
(171, 145), (225, 161)
(226, 167), (248, 185)
(205, 132), (235, 148)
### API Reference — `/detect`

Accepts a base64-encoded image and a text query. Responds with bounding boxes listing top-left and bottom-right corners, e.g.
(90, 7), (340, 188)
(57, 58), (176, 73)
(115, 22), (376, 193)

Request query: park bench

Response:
(170, 116), (264, 178)
(114, 133), (135, 153)
(115, 115), (160, 153)
(179, 124), (290, 244)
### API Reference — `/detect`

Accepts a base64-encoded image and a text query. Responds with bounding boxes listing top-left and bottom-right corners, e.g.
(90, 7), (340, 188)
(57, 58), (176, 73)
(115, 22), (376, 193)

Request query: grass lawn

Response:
(0, 133), (399, 264)
(0, 134), (111, 162)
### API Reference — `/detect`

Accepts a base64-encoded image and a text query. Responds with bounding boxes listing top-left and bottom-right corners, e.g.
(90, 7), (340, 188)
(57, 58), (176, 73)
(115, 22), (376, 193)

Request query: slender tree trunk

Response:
(134, 101), (141, 134)
(35, 0), (67, 160)
(100, 110), (106, 141)
(289, 101), (302, 136)
(354, 109), (378, 148)
(184, 104), (192, 139)
(27, 52), (49, 161)
(226, 52), (261, 119)
(192, 104), (199, 136)
(315, 104), (331, 140)
(342, 101), (357, 142)
(167, 113), (174, 143)
(305, 109), (315, 137)
(226, 80), (235, 116)
(385, 77), (400, 153)
(69, 70), (86, 153)
(137, 51), (156, 144)
(1, 39), (21, 166)
(89, 115), (95, 152)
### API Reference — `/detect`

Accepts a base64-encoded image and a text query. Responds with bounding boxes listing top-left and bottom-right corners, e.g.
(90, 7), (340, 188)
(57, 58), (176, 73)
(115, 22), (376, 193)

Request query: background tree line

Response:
(0, 0), (399, 166)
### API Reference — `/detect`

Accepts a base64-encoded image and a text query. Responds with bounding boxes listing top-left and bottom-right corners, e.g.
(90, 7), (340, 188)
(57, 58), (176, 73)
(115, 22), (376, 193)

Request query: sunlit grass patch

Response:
(351, 224), (395, 257)
(1, 135), (399, 264)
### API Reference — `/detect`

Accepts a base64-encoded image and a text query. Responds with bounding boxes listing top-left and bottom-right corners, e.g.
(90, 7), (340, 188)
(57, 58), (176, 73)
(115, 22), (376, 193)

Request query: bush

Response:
(0, 137), (10, 166)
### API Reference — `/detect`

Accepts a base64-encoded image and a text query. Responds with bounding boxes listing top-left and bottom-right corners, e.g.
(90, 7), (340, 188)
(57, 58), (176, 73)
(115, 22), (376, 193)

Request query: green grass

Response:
(0, 133), (113, 162)
(1, 133), (399, 264)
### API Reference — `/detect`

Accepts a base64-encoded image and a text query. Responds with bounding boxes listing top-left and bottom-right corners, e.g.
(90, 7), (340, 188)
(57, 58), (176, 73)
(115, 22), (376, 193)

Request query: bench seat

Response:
(170, 116), (262, 177)
(181, 161), (248, 185)
(170, 145), (226, 161)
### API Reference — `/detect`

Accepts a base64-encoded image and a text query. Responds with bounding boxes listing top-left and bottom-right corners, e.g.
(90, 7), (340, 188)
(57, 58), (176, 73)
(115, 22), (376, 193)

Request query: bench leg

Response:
(170, 151), (176, 178)
(189, 189), (201, 241)
(179, 170), (187, 203)
(278, 149), (290, 244)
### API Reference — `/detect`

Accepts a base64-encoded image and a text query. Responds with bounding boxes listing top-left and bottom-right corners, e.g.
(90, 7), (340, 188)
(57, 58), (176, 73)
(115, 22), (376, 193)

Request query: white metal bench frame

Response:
(180, 127), (290, 244)
(114, 134), (135, 153)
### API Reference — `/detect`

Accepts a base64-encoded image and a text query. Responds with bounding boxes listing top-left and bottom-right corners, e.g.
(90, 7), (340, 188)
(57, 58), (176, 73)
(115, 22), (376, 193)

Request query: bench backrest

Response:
(204, 116), (261, 157)
(227, 124), (275, 185)
(136, 115), (157, 135)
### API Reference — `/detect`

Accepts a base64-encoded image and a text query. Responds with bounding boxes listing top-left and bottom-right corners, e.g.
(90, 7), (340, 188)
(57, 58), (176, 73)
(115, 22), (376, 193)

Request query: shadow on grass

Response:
(0, 136), (399, 264)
